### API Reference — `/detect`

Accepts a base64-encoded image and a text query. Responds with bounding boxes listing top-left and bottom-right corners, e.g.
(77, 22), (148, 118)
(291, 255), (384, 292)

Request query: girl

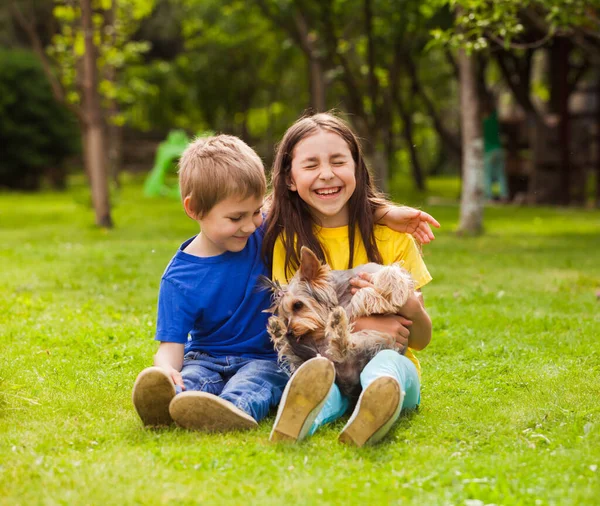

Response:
(263, 113), (433, 446)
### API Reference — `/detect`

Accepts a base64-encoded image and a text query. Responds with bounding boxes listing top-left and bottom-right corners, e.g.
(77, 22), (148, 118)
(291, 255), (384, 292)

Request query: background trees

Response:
(2, 0), (599, 231)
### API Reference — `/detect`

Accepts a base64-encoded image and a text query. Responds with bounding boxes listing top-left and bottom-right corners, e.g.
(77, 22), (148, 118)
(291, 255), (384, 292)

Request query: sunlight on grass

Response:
(1, 179), (599, 505)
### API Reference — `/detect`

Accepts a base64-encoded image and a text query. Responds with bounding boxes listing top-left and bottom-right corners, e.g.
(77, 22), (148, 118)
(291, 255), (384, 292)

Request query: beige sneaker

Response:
(338, 376), (404, 447)
(269, 357), (335, 442)
(132, 367), (176, 427)
(169, 391), (258, 432)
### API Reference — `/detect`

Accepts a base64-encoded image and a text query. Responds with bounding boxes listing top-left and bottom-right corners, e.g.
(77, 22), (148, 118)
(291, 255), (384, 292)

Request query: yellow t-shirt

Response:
(272, 225), (432, 376)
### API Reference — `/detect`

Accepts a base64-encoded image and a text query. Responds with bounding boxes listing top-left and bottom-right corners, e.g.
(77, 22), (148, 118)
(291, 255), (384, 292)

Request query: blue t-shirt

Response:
(155, 230), (276, 360)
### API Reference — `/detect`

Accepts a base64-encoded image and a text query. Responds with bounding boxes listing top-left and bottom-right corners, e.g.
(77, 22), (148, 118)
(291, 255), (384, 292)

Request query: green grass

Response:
(1, 179), (600, 505)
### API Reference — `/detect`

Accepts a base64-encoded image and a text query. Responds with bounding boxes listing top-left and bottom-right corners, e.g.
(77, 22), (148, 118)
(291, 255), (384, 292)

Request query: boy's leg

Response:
(170, 353), (256, 432)
(270, 357), (343, 442)
(179, 353), (226, 395)
(169, 391), (258, 432)
(219, 359), (289, 422)
(338, 350), (420, 447)
(132, 367), (176, 427)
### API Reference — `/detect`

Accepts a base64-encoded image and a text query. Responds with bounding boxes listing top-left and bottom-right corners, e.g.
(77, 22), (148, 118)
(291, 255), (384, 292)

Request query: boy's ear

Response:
(299, 247), (328, 283)
(183, 196), (199, 220)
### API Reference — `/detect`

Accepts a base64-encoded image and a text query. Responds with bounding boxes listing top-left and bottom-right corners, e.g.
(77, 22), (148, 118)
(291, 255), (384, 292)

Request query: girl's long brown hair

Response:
(263, 112), (389, 279)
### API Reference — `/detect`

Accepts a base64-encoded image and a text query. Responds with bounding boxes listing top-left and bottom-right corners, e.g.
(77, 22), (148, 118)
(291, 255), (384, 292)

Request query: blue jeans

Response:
(309, 350), (421, 435)
(178, 351), (289, 422)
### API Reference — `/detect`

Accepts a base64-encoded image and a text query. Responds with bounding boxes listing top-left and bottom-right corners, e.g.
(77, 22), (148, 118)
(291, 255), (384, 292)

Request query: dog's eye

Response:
(292, 301), (304, 311)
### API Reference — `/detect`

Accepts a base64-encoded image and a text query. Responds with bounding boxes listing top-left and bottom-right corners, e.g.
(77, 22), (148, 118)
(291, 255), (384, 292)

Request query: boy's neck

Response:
(183, 233), (225, 258)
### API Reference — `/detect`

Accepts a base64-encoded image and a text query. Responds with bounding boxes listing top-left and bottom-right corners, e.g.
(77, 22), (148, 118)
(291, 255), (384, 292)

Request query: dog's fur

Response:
(265, 247), (415, 399)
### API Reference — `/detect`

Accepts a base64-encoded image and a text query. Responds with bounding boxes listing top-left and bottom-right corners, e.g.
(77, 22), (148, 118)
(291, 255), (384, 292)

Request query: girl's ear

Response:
(286, 175), (297, 192)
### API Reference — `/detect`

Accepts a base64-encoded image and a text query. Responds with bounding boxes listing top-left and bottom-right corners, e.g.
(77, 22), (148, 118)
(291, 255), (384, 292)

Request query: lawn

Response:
(1, 178), (599, 505)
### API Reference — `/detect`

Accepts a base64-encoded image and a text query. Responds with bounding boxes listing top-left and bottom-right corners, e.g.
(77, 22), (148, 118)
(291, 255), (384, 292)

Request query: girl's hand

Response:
(349, 271), (375, 295)
(352, 314), (412, 350)
(377, 206), (440, 244)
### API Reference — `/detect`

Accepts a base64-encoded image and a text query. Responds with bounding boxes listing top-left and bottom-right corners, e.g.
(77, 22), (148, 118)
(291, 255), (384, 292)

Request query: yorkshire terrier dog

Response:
(265, 247), (415, 399)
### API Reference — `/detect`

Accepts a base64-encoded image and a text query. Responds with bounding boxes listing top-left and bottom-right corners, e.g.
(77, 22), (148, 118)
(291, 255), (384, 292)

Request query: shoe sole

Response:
(270, 357), (335, 442)
(169, 391), (258, 432)
(338, 376), (404, 447)
(132, 367), (176, 427)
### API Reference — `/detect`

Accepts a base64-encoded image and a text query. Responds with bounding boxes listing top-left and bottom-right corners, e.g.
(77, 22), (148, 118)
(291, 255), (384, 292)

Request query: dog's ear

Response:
(299, 246), (328, 283)
(258, 275), (286, 313)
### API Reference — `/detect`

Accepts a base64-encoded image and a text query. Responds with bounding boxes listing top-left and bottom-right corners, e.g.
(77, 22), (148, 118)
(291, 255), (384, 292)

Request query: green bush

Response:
(0, 49), (80, 190)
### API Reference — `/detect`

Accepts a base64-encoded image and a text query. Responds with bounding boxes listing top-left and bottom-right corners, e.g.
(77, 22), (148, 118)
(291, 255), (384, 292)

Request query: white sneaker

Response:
(169, 391), (258, 432)
(338, 376), (404, 447)
(269, 357), (335, 442)
(132, 367), (176, 427)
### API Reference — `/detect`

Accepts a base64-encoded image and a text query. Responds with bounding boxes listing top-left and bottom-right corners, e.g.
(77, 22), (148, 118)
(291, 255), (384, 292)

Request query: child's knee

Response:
(360, 350), (416, 388)
(360, 350), (395, 384)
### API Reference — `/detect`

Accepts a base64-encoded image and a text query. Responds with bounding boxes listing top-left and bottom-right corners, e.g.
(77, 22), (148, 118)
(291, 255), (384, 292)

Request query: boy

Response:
(132, 135), (289, 431)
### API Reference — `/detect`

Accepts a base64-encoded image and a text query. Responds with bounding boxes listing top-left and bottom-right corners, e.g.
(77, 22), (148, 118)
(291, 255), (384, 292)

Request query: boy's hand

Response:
(376, 206), (440, 244)
(165, 367), (185, 390)
(154, 342), (185, 389)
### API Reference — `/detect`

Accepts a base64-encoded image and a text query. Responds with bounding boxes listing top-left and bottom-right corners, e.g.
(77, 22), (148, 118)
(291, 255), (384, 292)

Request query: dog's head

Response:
(265, 247), (339, 341)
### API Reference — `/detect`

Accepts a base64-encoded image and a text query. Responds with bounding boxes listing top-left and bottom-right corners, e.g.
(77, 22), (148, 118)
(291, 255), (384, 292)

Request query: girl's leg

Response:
(339, 350), (420, 446)
(360, 350), (420, 410)
(307, 383), (349, 436)
(270, 357), (340, 442)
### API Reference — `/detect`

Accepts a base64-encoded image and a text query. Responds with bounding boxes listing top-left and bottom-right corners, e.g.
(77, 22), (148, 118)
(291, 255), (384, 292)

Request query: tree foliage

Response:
(48, 0), (157, 126)
(0, 49), (79, 190)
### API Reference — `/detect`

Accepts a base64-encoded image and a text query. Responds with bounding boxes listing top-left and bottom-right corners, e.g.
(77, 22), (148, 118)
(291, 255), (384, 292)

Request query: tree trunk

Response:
(308, 56), (326, 112)
(105, 0), (122, 188)
(397, 100), (425, 191)
(403, 50), (462, 163)
(557, 38), (571, 205)
(292, 11), (326, 112)
(81, 0), (112, 228)
(596, 79), (600, 208)
(362, 140), (388, 193)
(369, 149), (388, 193)
(457, 48), (484, 235)
(107, 120), (123, 188)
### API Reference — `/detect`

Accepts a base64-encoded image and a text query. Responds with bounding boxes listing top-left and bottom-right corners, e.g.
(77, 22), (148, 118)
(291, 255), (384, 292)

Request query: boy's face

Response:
(197, 194), (264, 256)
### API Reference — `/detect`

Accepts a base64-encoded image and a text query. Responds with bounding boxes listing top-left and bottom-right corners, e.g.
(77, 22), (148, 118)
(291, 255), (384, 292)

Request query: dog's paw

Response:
(349, 288), (393, 318)
(328, 306), (348, 329)
(374, 265), (414, 310)
(267, 316), (286, 339)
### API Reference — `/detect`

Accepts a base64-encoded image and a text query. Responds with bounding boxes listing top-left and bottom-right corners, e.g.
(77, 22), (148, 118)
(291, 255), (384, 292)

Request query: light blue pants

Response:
(308, 350), (421, 435)
(484, 148), (509, 199)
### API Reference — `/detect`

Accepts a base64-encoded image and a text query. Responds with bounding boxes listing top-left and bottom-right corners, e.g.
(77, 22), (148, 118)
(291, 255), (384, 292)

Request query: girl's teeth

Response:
(316, 188), (339, 195)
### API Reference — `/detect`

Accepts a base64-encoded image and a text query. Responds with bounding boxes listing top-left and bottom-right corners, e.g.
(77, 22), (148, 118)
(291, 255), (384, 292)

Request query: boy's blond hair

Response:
(178, 135), (266, 217)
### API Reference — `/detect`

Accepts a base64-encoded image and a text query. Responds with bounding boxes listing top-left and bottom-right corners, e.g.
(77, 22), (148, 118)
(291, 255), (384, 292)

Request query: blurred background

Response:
(1, 0), (599, 232)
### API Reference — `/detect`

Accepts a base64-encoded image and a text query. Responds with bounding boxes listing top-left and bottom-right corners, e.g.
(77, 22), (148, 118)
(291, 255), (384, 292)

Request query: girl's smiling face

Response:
(288, 129), (357, 228)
